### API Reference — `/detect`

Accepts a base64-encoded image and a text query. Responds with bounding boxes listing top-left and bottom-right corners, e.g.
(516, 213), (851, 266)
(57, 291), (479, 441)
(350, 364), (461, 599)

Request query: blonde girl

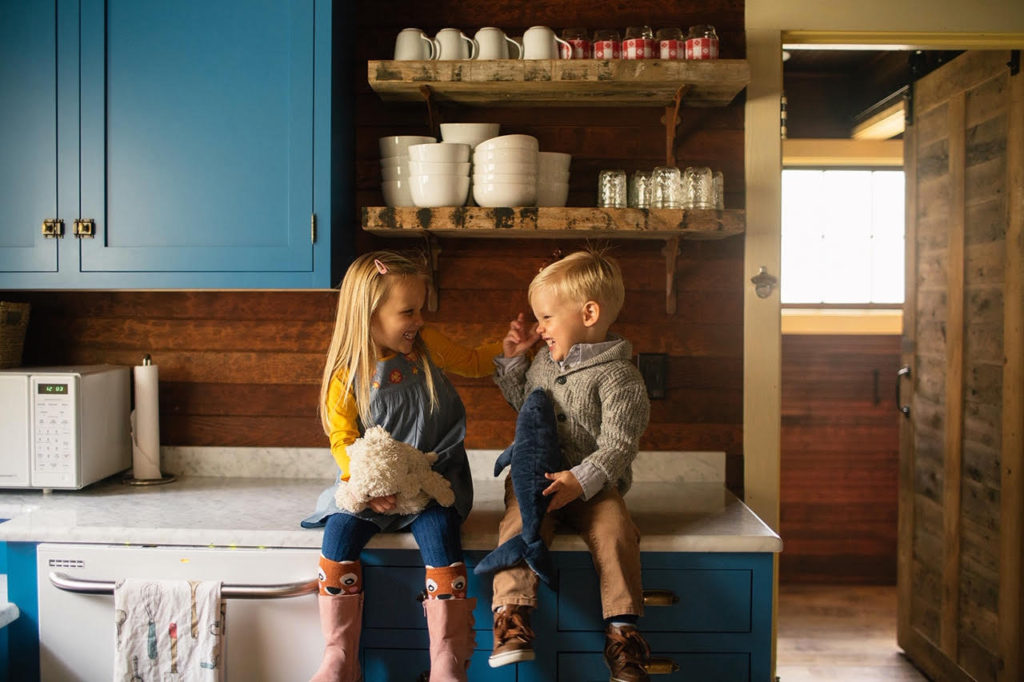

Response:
(302, 251), (501, 682)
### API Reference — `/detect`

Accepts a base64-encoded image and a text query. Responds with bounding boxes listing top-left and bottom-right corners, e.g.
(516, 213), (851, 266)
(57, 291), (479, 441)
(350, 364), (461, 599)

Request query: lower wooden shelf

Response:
(362, 206), (745, 314)
(362, 206), (744, 240)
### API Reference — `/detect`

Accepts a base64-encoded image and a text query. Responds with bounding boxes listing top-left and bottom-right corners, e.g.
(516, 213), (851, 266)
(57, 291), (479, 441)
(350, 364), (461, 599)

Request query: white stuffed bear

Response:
(335, 425), (455, 515)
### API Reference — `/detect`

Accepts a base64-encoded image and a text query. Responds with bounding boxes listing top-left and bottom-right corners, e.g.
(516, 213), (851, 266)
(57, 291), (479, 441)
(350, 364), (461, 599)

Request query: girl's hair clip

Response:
(373, 259), (388, 275)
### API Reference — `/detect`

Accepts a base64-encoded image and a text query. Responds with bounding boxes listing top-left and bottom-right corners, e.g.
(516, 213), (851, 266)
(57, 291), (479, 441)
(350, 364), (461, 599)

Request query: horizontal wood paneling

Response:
(780, 334), (901, 584)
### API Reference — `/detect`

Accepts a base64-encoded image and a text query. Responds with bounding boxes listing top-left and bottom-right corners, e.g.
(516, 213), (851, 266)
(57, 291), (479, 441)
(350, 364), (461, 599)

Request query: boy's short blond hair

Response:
(529, 250), (625, 323)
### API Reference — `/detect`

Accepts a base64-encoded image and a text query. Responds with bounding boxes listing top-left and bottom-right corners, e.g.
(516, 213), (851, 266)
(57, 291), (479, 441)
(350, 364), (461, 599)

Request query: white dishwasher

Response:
(36, 543), (323, 681)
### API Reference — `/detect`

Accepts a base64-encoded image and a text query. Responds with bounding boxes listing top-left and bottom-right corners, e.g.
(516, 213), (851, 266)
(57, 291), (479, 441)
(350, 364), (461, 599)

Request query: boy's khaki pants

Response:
(490, 477), (644, 619)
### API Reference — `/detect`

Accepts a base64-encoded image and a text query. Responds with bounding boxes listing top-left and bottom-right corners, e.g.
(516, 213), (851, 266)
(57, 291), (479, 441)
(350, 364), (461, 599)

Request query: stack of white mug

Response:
(394, 25), (577, 60)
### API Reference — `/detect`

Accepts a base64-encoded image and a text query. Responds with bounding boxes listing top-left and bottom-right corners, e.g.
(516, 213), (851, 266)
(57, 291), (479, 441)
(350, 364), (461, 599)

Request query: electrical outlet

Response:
(636, 353), (668, 399)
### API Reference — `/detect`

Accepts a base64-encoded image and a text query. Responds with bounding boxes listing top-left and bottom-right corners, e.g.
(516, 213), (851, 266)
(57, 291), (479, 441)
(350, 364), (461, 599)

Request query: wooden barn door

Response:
(898, 50), (1024, 682)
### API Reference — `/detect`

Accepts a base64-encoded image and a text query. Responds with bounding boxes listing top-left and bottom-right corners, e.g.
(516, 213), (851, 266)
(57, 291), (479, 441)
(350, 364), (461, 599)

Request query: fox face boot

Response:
(422, 563), (476, 682)
(310, 556), (364, 682)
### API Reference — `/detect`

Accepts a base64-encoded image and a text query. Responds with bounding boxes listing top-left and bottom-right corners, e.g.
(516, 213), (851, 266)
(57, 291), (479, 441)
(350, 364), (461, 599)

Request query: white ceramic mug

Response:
(434, 28), (478, 60)
(393, 28), (435, 60)
(474, 27), (519, 60)
(522, 25), (571, 59)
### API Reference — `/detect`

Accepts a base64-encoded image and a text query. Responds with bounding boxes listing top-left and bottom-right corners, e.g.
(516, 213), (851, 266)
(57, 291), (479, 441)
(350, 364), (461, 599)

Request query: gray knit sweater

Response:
(494, 337), (650, 496)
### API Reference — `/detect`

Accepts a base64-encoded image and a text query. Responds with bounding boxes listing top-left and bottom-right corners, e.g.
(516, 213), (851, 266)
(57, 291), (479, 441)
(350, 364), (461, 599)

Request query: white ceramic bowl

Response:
(536, 181), (569, 207)
(473, 179), (537, 207)
(474, 172), (538, 184)
(408, 142), (471, 163)
(408, 160), (471, 176)
(440, 123), (501, 148)
(382, 179), (414, 207)
(380, 155), (409, 169)
(475, 134), (539, 153)
(538, 170), (571, 183)
(379, 135), (436, 159)
(409, 174), (471, 207)
(537, 151), (572, 174)
(381, 165), (409, 181)
(473, 147), (539, 166)
(473, 160), (538, 176)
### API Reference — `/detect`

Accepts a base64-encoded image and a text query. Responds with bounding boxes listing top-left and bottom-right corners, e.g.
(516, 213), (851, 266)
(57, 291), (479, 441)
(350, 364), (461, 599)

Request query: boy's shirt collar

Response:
(556, 336), (621, 372)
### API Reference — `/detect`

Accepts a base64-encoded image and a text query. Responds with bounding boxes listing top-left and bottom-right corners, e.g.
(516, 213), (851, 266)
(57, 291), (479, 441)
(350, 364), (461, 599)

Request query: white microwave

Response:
(0, 365), (131, 489)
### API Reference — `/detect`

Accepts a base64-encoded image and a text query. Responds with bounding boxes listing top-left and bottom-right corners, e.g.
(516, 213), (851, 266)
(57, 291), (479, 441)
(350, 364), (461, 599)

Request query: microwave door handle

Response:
(48, 571), (317, 599)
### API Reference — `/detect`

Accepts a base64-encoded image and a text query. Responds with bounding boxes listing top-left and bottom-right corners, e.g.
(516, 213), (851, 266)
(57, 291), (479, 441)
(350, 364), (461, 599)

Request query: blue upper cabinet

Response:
(0, 0), (343, 289)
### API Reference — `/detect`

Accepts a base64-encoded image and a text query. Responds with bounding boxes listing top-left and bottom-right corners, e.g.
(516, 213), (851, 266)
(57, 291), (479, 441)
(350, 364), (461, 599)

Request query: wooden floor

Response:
(776, 585), (931, 681)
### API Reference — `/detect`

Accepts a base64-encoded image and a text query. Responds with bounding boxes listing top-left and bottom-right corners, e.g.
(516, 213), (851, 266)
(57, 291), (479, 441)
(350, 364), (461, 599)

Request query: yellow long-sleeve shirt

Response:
(326, 326), (502, 478)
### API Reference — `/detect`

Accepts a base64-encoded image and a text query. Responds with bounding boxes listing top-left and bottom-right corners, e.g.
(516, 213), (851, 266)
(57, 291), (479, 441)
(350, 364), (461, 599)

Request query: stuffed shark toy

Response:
(474, 387), (562, 587)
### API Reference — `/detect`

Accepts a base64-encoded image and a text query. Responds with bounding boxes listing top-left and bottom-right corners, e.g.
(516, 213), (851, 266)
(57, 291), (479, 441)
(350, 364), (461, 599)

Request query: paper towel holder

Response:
(123, 353), (177, 486)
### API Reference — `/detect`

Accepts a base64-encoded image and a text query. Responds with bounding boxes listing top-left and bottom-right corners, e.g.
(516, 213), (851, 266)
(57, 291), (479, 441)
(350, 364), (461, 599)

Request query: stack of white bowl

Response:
(473, 135), (539, 207)
(536, 152), (572, 207)
(380, 135), (435, 207)
(407, 142), (472, 208)
(440, 123), (501, 206)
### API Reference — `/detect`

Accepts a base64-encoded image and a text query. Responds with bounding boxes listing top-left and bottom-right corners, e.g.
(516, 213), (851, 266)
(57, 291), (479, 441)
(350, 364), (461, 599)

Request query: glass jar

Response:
(685, 24), (719, 60)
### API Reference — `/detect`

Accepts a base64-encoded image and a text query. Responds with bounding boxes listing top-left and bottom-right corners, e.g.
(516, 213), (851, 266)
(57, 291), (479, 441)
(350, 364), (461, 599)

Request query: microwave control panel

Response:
(30, 375), (79, 487)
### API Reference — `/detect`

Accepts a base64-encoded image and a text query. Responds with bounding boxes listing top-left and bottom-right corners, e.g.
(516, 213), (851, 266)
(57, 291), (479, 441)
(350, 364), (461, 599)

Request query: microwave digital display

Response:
(37, 383), (69, 395)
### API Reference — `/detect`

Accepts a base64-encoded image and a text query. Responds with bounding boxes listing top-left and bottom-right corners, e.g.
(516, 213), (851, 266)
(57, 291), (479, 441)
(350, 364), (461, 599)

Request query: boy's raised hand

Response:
(503, 312), (540, 358)
(542, 470), (583, 510)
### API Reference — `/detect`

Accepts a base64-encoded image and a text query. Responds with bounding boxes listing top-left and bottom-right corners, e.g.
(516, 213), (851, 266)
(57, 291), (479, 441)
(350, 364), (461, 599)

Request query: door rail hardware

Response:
(49, 572), (317, 599)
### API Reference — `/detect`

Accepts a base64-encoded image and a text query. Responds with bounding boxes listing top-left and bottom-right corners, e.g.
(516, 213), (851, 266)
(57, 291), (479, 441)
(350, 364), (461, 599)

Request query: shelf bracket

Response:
(662, 237), (680, 315)
(422, 233), (441, 312)
(418, 85), (440, 140)
(662, 85), (688, 167)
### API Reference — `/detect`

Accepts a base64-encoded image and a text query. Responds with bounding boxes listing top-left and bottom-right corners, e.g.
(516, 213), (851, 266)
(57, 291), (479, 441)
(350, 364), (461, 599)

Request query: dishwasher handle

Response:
(48, 571), (318, 599)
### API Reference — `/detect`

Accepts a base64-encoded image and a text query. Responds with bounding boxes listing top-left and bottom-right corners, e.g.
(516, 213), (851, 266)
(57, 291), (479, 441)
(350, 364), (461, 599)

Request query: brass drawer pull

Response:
(645, 657), (680, 675)
(642, 589), (679, 606)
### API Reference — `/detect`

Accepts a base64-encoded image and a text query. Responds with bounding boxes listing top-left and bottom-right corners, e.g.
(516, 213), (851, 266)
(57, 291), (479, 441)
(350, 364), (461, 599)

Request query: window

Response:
(781, 169), (905, 305)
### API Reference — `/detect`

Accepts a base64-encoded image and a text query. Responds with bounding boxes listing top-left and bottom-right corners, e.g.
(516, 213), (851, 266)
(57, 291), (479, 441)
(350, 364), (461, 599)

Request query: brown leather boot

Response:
(488, 605), (535, 667)
(423, 597), (477, 682)
(603, 623), (651, 682)
(310, 592), (363, 682)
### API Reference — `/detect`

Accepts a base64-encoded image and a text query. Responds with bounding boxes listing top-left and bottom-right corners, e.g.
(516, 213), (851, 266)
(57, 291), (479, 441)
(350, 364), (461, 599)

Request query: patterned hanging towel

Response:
(113, 579), (225, 682)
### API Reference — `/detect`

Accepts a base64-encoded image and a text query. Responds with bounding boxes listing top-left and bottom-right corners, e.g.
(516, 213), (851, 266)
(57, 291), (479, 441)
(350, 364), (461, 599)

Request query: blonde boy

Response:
(490, 250), (652, 682)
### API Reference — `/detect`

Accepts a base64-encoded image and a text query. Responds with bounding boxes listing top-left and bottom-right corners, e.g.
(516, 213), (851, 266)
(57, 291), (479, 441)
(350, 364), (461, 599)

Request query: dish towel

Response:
(113, 579), (225, 682)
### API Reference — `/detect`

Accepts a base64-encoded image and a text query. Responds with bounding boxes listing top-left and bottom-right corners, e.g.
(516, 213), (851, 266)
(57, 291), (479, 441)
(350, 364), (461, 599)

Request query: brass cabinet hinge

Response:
(311, 213), (317, 244)
(41, 218), (65, 238)
(73, 218), (95, 238)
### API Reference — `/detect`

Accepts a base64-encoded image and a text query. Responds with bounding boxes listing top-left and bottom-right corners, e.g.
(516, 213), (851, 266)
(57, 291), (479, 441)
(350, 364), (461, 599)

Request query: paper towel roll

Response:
(131, 360), (162, 480)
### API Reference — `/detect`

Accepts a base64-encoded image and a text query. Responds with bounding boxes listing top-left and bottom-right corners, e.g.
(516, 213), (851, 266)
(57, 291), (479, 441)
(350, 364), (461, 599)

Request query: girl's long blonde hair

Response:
(318, 251), (439, 433)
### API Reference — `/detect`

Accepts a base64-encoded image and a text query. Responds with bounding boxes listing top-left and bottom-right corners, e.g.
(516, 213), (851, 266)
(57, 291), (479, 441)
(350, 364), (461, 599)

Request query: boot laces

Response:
(495, 608), (534, 645)
(606, 627), (651, 670)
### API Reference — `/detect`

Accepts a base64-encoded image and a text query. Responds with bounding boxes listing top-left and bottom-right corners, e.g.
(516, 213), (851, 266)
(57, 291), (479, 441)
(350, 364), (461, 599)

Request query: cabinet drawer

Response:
(557, 652), (749, 681)
(557, 568), (752, 633)
(364, 648), (515, 681)
(363, 566), (494, 631)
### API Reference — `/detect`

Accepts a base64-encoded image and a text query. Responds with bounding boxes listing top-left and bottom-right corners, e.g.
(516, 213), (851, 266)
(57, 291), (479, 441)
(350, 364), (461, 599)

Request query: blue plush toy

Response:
(474, 388), (562, 587)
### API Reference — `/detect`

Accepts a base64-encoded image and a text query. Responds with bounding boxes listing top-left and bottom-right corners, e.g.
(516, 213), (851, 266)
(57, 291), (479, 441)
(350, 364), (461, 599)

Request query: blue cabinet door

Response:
(75, 0), (330, 287)
(0, 1), (59, 274)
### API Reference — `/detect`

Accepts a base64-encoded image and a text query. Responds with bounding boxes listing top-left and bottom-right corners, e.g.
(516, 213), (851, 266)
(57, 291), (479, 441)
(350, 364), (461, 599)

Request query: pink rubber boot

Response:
(423, 597), (477, 682)
(310, 592), (363, 682)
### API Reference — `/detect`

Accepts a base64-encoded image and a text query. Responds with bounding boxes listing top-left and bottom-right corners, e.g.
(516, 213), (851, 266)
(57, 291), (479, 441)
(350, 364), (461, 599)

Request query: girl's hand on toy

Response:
(503, 312), (540, 358)
(368, 495), (396, 513)
(542, 471), (583, 511)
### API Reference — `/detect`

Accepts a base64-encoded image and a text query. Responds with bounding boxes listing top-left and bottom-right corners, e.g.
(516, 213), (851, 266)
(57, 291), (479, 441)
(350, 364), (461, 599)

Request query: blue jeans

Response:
(321, 504), (463, 567)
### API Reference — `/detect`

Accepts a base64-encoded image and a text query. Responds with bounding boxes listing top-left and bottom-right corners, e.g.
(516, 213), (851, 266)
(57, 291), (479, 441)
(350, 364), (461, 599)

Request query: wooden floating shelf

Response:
(362, 206), (745, 314)
(362, 206), (744, 239)
(367, 59), (750, 107)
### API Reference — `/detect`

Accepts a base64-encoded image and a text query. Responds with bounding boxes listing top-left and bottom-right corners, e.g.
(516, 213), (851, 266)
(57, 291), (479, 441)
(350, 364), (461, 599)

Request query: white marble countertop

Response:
(0, 474), (780, 554)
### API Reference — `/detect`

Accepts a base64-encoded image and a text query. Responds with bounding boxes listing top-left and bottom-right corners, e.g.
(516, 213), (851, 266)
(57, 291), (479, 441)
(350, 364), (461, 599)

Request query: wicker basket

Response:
(0, 301), (31, 369)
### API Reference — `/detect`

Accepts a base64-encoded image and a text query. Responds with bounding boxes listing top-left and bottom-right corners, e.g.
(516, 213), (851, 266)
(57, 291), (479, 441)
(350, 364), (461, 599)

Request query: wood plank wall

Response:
(1, 0), (747, 491)
(780, 334), (901, 584)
